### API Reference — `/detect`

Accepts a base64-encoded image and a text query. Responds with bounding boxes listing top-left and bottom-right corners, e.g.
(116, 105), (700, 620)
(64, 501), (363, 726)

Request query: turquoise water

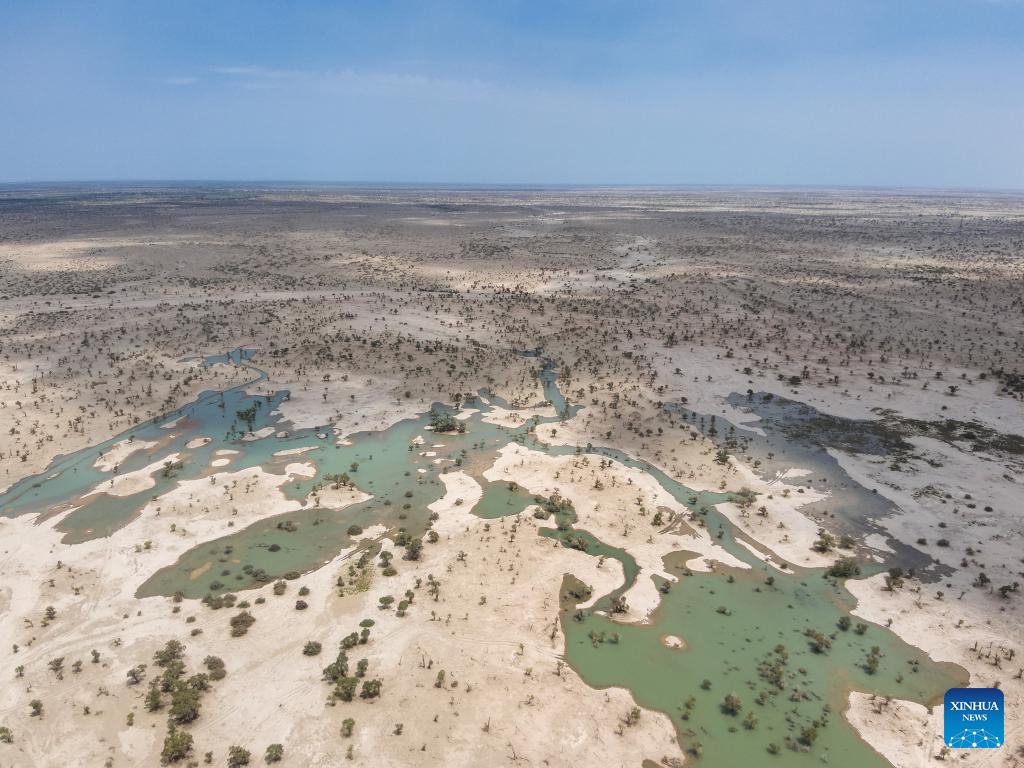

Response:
(0, 351), (291, 542)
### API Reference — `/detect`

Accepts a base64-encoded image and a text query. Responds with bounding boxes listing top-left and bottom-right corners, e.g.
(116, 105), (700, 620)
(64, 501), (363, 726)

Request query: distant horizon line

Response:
(1, 179), (1023, 195)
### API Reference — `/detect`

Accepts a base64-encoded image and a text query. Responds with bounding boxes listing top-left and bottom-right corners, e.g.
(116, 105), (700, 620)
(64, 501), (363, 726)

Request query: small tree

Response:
(146, 680), (164, 711)
(204, 656), (227, 680)
(335, 676), (359, 702)
(884, 567), (905, 591)
(265, 744), (284, 763)
(47, 657), (65, 680)
(126, 664), (147, 685)
(804, 629), (832, 654)
(228, 746), (251, 767)
(230, 611), (256, 637)
(812, 530), (835, 553)
(303, 641), (322, 656)
(722, 693), (742, 715)
(169, 685), (202, 724)
(154, 640), (186, 668)
(161, 727), (193, 764)
(405, 538), (423, 561)
(826, 557), (860, 578)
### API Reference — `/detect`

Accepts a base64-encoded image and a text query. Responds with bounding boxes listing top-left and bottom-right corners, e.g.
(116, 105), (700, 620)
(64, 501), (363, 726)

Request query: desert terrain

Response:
(0, 184), (1021, 767)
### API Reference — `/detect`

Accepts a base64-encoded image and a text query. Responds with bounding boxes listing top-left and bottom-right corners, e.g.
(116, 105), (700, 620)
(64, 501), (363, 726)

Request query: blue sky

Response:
(1, 0), (1022, 186)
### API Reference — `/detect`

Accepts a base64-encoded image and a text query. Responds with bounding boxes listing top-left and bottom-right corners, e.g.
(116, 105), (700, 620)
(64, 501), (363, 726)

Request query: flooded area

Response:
(0, 349), (967, 766)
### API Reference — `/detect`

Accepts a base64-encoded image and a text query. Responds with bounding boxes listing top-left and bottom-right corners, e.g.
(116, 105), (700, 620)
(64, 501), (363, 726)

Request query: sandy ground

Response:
(94, 438), (159, 472)
(485, 443), (749, 623)
(86, 454), (182, 498)
(0, 452), (683, 767)
(702, 459), (834, 569)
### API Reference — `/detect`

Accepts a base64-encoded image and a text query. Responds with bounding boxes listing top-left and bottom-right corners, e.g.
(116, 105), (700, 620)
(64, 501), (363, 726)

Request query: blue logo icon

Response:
(944, 688), (1003, 749)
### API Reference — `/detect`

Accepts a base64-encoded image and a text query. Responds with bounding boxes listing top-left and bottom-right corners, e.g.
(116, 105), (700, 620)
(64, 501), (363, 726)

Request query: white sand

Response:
(85, 453), (181, 498)
(272, 445), (319, 458)
(93, 437), (158, 472)
(485, 442), (748, 623)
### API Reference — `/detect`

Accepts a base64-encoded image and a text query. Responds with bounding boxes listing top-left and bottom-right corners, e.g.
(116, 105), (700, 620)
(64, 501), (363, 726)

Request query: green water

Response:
(541, 526), (640, 609)
(0, 348), (965, 766)
(136, 505), (380, 599)
(473, 479), (538, 519)
(562, 556), (961, 765)
(535, 444), (964, 764)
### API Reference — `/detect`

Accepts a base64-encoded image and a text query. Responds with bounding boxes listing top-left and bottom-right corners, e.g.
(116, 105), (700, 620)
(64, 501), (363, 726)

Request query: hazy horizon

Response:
(2, 1), (1023, 188)
(3, 181), (1024, 195)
